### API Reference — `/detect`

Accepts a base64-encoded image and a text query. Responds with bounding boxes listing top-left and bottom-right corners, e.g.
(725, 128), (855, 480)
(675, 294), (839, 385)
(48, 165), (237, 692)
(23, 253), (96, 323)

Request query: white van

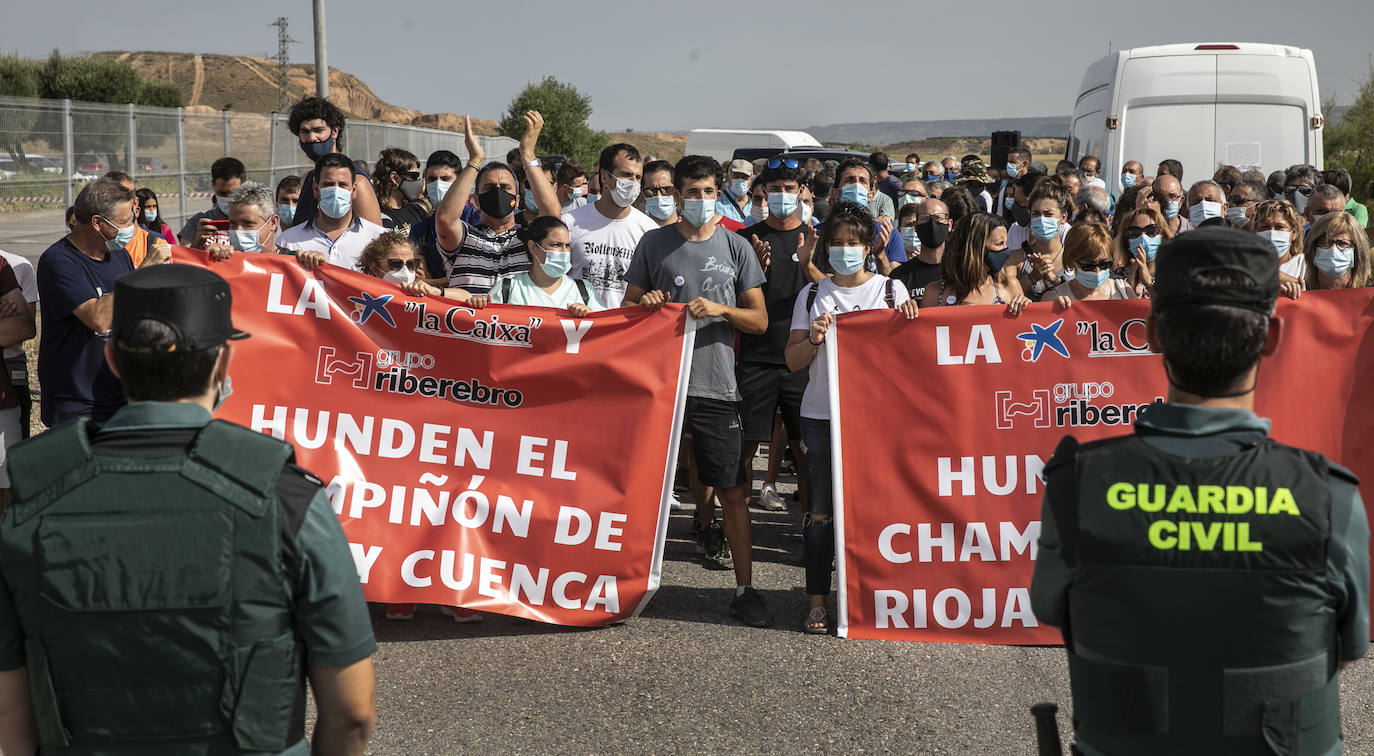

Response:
(685, 129), (822, 163)
(1066, 43), (1323, 194)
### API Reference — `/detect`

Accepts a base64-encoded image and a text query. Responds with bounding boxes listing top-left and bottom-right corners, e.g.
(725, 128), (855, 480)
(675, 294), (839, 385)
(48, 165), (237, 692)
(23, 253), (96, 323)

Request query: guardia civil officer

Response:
(0, 264), (377, 755)
(1031, 226), (1369, 756)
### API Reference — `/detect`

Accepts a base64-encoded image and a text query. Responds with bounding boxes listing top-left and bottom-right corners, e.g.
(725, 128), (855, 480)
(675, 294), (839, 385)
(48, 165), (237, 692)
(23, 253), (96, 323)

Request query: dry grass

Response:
(614, 132), (688, 164)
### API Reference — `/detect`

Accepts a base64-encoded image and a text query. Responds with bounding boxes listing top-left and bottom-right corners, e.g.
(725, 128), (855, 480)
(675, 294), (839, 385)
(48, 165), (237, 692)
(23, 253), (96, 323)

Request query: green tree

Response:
(0, 54), (41, 170)
(33, 51), (182, 170)
(1324, 67), (1374, 210)
(498, 77), (608, 169)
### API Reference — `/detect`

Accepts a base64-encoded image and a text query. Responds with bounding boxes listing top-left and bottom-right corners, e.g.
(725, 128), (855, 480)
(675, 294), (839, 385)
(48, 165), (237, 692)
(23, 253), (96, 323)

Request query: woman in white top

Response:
(784, 202), (918, 635)
(489, 216), (602, 316)
(1252, 199), (1308, 300)
(1048, 223), (1139, 307)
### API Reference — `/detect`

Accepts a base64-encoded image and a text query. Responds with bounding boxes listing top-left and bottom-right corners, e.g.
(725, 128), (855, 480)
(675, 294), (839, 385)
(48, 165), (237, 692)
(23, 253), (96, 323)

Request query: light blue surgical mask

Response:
(1130, 234), (1161, 262)
(426, 180), (453, 205)
(682, 198), (715, 227)
(143, 208), (158, 223)
(523, 188), (538, 212)
(1188, 199), (1222, 225)
(1258, 229), (1290, 256)
(230, 228), (262, 253)
(1310, 212), (1331, 226)
(644, 195), (676, 221)
(1076, 267), (1110, 289)
(1162, 200), (1180, 219)
(729, 178), (749, 198)
(101, 216), (136, 253)
(828, 245), (865, 275)
(1005, 162), (1020, 179)
(1003, 195), (1015, 212)
(1121, 172), (1137, 188)
(1029, 216), (1059, 241)
(1314, 246), (1354, 278)
(277, 203), (295, 226)
(900, 227), (920, 252)
(840, 183), (869, 207)
(318, 186), (352, 219)
(586, 193), (601, 204)
(215, 195), (232, 214)
(535, 244), (571, 278)
(766, 191), (798, 218)
(904, 162), (917, 174)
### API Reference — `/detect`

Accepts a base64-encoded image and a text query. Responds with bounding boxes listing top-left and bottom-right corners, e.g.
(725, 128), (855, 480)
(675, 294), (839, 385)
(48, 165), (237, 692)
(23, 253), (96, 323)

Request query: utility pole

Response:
(312, 0), (329, 99)
(271, 17), (297, 111)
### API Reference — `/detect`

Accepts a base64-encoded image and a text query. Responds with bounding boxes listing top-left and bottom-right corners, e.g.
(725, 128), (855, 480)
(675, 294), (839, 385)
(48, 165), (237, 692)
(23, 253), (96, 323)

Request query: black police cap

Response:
(1151, 226), (1279, 316)
(112, 264), (250, 352)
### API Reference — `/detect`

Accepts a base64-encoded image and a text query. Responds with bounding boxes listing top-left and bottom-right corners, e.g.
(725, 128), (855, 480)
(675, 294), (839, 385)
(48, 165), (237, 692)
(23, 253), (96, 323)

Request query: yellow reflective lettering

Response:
(1107, 482), (1135, 510)
(1178, 519), (1192, 550)
(1138, 484), (1166, 512)
(1256, 487), (1268, 515)
(1197, 485), (1226, 514)
(1223, 521), (1236, 551)
(1165, 486), (1196, 514)
(1237, 522), (1263, 552)
(1226, 486), (1254, 514)
(1148, 520), (1177, 550)
(1192, 521), (1223, 551)
(1268, 488), (1300, 516)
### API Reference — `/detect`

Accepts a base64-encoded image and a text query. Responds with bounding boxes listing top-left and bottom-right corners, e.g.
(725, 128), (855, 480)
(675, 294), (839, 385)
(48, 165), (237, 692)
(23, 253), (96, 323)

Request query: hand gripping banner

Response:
(174, 250), (693, 627)
(830, 290), (1374, 642)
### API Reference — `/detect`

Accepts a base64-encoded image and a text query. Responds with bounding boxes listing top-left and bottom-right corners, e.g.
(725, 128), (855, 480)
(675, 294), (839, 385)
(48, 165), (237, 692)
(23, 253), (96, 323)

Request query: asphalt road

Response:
(346, 468), (1374, 755)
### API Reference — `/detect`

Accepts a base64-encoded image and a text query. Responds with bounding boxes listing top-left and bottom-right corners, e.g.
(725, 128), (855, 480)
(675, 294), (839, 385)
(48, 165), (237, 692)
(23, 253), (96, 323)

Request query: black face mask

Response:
(478, 187), (518, 219)
(984, 247), (1013, 273)
(916, 219), (949, 249)
(1011, 203), (1032, 227)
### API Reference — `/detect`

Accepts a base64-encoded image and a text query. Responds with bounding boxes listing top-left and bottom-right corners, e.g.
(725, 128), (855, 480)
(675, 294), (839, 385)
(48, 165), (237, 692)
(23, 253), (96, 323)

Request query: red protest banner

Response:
(173, 249), (692, 627)
(831, 290), (1374, 642)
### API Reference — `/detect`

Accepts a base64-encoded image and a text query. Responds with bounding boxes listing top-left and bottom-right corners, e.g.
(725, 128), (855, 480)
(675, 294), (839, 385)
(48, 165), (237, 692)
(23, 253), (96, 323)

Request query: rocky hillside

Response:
(90, 51), (499, 135)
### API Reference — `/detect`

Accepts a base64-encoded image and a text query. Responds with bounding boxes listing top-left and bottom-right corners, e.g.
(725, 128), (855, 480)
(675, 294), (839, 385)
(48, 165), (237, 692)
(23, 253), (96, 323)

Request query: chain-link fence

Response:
(0, 95), (517, 218)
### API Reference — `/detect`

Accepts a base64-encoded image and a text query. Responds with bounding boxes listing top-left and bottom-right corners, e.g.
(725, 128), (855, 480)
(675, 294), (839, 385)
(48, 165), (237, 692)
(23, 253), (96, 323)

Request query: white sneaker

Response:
(669, 492), (684, 511)
(759, 483), (787, 511)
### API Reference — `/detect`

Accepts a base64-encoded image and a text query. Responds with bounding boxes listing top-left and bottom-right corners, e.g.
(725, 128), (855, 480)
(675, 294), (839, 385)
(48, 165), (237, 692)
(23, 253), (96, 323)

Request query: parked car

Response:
(136, 156), (169, 173)
(75, 153), (110, 175)
(25, 154), (64, 174)
(0, 159), (16, 180)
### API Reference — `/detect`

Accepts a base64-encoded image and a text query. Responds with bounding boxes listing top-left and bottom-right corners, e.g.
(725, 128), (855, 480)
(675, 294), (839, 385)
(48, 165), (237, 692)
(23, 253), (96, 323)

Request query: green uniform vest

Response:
(1048, 434), (1345, 756)
(1, 417), (307, 754)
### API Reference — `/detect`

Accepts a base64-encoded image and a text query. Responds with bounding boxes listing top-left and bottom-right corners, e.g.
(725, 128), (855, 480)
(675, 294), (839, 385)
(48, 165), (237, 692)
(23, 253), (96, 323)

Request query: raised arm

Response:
(436, 114), (483, 252)
(519, 111), (560, 219)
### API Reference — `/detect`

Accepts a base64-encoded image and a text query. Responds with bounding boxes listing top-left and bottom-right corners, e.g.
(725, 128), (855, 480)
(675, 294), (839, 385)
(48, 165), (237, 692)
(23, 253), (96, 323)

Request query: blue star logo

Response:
(1016, 318), (1070, 362)
(347, 291), (396, 327)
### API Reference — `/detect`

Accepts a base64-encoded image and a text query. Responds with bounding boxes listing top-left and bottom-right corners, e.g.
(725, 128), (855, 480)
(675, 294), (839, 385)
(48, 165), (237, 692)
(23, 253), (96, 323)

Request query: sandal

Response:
(804, 605), (829, 634)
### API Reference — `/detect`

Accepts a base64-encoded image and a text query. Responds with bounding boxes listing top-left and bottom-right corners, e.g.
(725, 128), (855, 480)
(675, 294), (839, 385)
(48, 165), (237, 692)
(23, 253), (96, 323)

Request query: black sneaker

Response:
(729, 587), (774, 627)
(702, 522), (732, 570)
(691, 519), (706, 553)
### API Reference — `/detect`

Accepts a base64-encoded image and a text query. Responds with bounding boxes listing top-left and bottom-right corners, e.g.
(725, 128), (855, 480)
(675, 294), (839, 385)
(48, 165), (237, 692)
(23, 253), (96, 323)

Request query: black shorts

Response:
(736, 362), (806, 442)
(684, 397), (745, 489)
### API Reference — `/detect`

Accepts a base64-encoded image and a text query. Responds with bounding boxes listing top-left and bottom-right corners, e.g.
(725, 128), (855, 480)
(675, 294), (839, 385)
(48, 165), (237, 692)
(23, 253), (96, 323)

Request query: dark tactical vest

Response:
(1, 418), (307, 754)
(1047, 433), (1346, 756)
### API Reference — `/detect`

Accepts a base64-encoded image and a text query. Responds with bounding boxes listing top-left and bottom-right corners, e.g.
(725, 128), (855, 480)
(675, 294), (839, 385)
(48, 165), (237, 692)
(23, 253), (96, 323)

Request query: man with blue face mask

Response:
(284, 96), (383, 230)
(276, 153), (386, 270)
(36, 178), (169, 427)
(737, 159), (822, 514)
(715, 159), (754, 225)
(1185, 180), (1229, 229)
(829, 158), (903, 269)
(177, 157), (244, 248)
(996, 147), (1032, 221)
(623, 155), (771, 626)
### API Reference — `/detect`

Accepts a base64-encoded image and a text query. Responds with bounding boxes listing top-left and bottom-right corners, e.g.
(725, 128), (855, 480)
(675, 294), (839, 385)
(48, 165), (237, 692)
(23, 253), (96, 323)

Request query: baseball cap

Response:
(727, 159), (753, 176)
(112, 264), (250, 351)
(1151, 227), (1278, 315)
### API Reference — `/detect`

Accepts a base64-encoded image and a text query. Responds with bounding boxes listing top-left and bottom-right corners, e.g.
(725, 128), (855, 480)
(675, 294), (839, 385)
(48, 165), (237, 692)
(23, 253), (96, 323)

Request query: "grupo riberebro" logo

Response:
(995, 381), (1160, 430)
(315, 346), (524, 408)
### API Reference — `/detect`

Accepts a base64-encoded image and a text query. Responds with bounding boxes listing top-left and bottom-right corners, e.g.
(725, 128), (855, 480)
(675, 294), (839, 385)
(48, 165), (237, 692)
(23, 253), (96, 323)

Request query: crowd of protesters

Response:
(3, 95), (1372, 635)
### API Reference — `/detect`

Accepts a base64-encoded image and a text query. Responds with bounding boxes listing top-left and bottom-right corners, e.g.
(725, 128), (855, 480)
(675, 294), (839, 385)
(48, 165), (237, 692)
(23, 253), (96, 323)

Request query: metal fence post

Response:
(222, 108), (231, 156)
(268, 112), (278, 189)
(176, 107), (188, 221)
(62, 98), (74, 208)
(127, 102), (137, 175)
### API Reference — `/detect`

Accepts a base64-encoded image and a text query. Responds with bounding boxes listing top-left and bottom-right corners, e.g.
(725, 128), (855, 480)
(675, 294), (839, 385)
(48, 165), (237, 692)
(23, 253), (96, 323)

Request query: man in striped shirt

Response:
(434, 112), (560, 295)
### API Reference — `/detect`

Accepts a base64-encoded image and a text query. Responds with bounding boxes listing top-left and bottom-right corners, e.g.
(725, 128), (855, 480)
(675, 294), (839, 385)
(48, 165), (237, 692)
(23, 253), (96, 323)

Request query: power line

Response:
(270, 17), (300, 111)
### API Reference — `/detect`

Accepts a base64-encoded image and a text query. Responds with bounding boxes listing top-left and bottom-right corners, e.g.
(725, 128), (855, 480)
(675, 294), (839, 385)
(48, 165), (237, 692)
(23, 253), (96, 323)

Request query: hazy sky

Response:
(14, 0), (1373, 132)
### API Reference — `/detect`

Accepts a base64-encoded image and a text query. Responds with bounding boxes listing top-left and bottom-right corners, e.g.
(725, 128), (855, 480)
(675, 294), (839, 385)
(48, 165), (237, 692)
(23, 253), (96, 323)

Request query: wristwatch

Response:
(525, 158), (542, 168)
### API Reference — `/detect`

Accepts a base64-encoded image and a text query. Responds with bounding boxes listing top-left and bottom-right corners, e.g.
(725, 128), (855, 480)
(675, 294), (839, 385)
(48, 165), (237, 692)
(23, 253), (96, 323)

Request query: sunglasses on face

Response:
(900, 190), (926, 198)
(642, 186), (674, 197)
(1078, 259), (1114, 272)
(1285, 185), (1314, 196)
(1125, 225), (1161, 239)
(395, 170), (421, 181)
(385, 258), (420, 271)
(767, 158), (800, 170)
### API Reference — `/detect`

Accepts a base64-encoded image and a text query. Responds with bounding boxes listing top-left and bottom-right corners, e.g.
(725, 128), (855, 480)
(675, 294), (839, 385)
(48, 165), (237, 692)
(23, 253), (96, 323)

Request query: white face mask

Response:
(383, 266), (416, 286)
(798, 203), (813, 225)
(215, 195), (232, 214)
(750, 202), (769, 223)
(608, 175), (641, 207)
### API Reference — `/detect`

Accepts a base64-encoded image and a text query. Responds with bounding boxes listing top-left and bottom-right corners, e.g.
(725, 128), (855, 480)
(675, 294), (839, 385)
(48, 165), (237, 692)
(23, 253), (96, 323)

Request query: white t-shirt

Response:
(1280, 254), (1307, 281)
(564, 204), (658, 308)
(790, 275), (909, 420)
(277, 216), (387, 271)
(0, 250), (37, 361)
(489, 272), (605, 311)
